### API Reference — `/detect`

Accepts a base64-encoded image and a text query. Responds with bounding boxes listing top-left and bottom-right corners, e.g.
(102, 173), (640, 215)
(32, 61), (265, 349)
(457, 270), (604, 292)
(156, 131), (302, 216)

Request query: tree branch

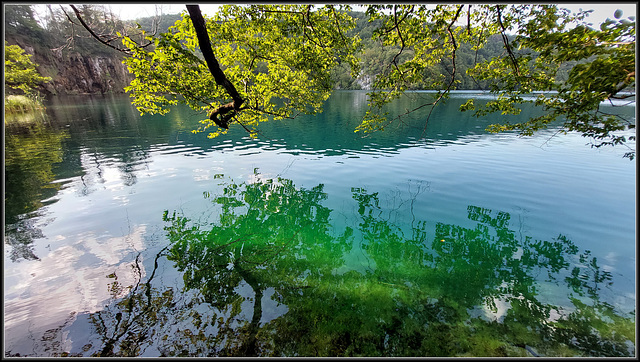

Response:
(67, 5), (157, 54)
(69, 5), (130, 54)
(496, 5), (522, 77)
(186, 5), (244, 129)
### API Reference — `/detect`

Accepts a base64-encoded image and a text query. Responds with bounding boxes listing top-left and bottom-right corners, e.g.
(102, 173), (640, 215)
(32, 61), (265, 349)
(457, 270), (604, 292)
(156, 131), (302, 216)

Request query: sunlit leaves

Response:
(460, 5), (636, 158)
(358, 4), (506, 132)
(118, 4), (634, 157)
(121, 5), (360, 137)
(4, 41), (52, 95)
(355, 5), (635, 158)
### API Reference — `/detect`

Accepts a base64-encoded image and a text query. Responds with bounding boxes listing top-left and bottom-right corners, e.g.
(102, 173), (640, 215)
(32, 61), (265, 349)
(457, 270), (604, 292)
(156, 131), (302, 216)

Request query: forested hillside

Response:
(5, 4), (525, 95)
(330, 10), (511, 90)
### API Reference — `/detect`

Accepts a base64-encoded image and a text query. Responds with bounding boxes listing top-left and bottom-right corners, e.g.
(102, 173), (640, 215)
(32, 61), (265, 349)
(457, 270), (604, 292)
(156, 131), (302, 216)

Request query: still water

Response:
(4, 91), (636, 357)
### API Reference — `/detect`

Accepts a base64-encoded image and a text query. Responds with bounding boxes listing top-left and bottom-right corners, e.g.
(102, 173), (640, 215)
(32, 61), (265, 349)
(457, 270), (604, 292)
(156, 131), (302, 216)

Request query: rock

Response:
(7, 36), (132, 96)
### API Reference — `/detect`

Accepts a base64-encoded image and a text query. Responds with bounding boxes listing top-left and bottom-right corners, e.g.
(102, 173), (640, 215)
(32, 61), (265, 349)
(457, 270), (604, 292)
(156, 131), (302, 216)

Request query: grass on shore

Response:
(5, 95), (49, 126)
(5, 94), (45, 113)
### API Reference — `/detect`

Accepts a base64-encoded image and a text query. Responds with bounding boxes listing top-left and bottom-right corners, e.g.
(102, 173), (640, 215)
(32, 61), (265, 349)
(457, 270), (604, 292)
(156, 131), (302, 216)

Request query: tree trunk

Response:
(186, 5), (243, 128)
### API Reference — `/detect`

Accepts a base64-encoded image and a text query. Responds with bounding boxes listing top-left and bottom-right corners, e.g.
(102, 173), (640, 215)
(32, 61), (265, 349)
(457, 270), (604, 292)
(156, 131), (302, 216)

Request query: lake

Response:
(4, 90), (636, 357)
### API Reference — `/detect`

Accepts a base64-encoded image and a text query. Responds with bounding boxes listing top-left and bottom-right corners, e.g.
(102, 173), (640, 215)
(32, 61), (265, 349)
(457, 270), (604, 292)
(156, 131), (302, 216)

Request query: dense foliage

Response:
(4, 41), (51, 95)
(114, 4), (637, 156)
(461, 6), (636, 158)
(121, 5), (360, 138)
(329, 10), (508, 91)
(4, 5), (45, 39)
(4, 40), (51, 114)
(4, 4), (636, 157)
(351, 5), (635, 160)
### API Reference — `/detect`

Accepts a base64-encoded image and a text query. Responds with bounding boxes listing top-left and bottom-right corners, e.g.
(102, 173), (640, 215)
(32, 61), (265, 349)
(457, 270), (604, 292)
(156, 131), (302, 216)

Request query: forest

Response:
(5, 4), (521, 93)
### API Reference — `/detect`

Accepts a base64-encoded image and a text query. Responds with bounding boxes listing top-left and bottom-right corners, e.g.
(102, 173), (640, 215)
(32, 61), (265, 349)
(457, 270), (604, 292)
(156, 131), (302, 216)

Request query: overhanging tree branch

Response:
(496, 5), (522, 77)
(69, 5), (130, 54)
(186, 5), (244, 129)
(67, 5), (158, 54)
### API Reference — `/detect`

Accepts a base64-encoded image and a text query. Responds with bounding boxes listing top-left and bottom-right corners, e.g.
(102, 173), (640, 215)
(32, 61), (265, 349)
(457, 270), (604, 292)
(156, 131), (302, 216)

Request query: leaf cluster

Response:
(122, 5), (361, 138)
(4, 41), (52, 95)
(348, 4), (635, 158)
(356, 4), (505, 133)
(463, 5), (636, 158)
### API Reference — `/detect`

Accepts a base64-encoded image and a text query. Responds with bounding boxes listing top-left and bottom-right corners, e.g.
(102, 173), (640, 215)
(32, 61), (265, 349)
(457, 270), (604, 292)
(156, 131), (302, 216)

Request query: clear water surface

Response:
(4, 91), (636, 357)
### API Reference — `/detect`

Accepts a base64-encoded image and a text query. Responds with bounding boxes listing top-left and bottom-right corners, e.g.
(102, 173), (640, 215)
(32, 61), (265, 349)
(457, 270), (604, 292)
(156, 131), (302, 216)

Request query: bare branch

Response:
(417, 5), (463, 137)
(496, 5), (522, 77)
(69, 5), (130, 54)
(390, 5), (411, 68)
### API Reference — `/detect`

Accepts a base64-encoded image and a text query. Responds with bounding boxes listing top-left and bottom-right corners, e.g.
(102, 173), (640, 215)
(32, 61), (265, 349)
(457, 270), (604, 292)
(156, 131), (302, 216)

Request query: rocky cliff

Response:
(45, 50), (132, 95)
(7, 37), (133, 96)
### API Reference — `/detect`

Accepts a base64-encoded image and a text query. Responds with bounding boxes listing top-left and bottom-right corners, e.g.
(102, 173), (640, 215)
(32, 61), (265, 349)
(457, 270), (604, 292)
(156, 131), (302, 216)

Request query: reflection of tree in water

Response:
(4, 216), (45, 262)
(4, 102), (152, 261)
(72, 174), (633, 357)
(4, 122), (69, 261)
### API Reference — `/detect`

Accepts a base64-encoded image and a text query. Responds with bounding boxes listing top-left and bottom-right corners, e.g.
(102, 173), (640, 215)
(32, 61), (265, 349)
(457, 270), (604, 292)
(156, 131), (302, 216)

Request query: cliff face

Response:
(7, 37), (133, 96)
(45, 50), (132, 95)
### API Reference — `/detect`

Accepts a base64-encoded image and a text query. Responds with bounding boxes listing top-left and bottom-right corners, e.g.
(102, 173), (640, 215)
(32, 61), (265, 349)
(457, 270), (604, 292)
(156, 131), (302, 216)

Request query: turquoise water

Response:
(4, 91), (636, 356)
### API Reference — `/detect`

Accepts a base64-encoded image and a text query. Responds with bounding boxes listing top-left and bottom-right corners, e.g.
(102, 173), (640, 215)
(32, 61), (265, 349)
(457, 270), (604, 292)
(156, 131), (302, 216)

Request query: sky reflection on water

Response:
(3, 92), (635, 357)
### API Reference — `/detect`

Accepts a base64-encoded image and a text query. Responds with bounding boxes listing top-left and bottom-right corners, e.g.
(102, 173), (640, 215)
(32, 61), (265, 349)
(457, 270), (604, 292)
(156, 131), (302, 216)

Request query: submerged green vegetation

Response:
(72, 172), (634, 357)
